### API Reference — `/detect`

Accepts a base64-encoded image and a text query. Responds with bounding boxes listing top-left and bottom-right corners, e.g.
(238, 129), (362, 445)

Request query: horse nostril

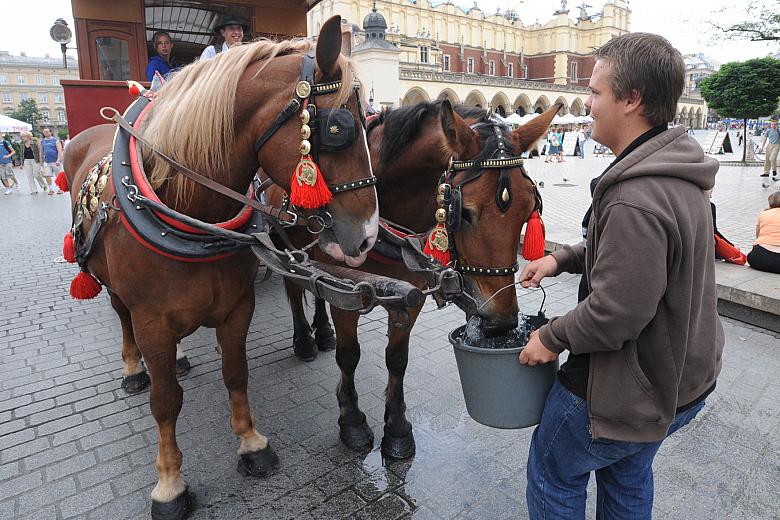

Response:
(359, 237), (371, 254)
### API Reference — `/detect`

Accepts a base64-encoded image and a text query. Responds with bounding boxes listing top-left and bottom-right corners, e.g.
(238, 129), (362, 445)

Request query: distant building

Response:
(683, 53), (719, 95)
(311, 0), (707, 126)
(0, 50), (79, 134)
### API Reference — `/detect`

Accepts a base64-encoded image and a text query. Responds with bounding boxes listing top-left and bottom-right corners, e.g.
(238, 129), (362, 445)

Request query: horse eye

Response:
(461, 209), (474, 226)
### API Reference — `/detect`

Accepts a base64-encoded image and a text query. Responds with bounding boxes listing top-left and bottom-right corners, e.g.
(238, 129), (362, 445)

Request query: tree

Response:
(711, 2), (779, 42)
(699, 57), (780, 161)
(9, 99), (43, 129)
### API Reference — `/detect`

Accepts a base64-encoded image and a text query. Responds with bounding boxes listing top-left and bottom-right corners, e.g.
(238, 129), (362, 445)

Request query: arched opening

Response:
(401, 87), (431, 106)
(513, 93), (532, 116)
(490, 92), (510, 117)
(464, 90), (487, 108)
(570, 97), (586, 116)
(534, 95), (551, 114)
(437, 88), (461, 105)
(554, 96), (569, 115)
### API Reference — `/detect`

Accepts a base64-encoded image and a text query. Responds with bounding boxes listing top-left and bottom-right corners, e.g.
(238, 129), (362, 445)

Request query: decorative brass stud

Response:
(329, 125), (340, 134)
(435, 208), (447, 223)
(295, 80), (312, 98)
(436, 193), (445, 205)
(300, 109), (310, 125)
(301, 125), (311, 140)
(300, 140), (311, 155)
(502, 188), (510, 202)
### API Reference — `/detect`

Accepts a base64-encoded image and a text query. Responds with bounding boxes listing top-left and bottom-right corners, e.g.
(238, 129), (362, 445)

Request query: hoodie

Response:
(538, 125), (725, 442)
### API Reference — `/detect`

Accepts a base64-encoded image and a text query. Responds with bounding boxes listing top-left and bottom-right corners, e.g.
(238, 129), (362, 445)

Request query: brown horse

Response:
(62, 17), (378, 520)
(262, 100), (561, 458)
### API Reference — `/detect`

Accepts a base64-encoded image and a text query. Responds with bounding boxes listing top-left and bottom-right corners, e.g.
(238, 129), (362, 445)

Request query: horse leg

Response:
(110, 292), (151, 394)
(381, 304), (423, 460)
(331, 306), (374, 450)
(217, 293), (279, 478)
(137, 328), (194, 520)
(284, 278), (317, 362)
(312, 297), (336, 352)
(175, 343), (191, 377)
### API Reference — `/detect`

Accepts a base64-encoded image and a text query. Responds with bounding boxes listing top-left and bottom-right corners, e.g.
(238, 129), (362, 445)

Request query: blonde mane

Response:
(141, 38), (359, 205)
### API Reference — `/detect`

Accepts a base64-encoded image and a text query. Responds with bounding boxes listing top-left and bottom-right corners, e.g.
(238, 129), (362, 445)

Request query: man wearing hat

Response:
(200, 15), (250, 60)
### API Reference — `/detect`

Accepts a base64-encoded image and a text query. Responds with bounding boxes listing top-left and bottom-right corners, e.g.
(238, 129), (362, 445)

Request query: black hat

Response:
(214, 15), (250, 34)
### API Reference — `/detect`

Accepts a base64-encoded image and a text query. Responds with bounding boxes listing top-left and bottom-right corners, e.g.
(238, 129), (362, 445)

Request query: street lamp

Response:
(49, 18), (73, 69)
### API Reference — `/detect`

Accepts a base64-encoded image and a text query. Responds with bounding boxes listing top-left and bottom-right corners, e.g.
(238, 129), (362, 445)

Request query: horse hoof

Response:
(339, 417), (374, 451)
(175, 357), (191, 377)
(150, 487), (195, 520)
(381, 432), (416, 460)
(237, 444), (279, 478)
(121, 372), (150, 394)
(293, 336), (318, 362)
(315, 331), (336, 351)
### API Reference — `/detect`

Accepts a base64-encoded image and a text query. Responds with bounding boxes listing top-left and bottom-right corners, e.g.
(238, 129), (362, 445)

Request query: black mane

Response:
(370, 100), (500, 165)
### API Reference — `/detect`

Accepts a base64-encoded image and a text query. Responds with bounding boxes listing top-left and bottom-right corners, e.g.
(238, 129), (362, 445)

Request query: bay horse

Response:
(62, 17), (378, 520)
(264, 100), (561, 458)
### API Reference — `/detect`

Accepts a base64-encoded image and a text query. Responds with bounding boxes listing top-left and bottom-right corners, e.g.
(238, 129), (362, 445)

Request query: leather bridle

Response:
(436, 121), (542, 276)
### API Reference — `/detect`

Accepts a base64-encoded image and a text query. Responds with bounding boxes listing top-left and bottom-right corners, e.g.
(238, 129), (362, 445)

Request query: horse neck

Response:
(375, 125), (445, 232)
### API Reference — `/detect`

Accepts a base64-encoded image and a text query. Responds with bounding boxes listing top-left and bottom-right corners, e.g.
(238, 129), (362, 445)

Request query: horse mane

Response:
(141, 38), (358, 205)
(374, 100), (493, 165)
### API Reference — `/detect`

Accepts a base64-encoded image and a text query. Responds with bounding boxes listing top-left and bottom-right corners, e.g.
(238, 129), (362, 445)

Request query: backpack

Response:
(2, 140), (11, 154)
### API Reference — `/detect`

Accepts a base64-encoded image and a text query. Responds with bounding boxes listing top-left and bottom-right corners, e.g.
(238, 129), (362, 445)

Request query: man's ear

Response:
(624, 89), (643, 115)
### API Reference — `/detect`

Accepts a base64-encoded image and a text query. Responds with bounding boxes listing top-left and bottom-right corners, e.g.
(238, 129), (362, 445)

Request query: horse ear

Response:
(316, 16), (343, 79)
(510, 102), (564, 152)
(440, 100), (480, 159)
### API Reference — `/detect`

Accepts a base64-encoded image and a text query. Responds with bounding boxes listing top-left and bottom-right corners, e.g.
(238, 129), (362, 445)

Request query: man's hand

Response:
(519, 255), (558, 288)
(519, 330), (559, 366)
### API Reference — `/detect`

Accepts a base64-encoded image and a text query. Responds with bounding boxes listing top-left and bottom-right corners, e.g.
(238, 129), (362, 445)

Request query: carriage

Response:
(58, 3), (558, 518)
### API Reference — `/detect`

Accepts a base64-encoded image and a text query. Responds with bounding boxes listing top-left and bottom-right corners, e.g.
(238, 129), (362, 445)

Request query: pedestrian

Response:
(746, 192), (780, 274)
(1, 135), (21, 194)
(200, 15), (249, 60)
(40, 127), (63, 194)
(145, 31), (181, 82)
(759, 120), (779, 180)
(576, 125), (587, 159)
(20, 131), (46, 194)
(518, 32), (723, 519)
(737, 130), (743, 147)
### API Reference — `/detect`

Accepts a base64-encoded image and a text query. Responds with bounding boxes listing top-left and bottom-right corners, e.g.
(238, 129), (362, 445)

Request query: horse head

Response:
(439, 101), (562, 337)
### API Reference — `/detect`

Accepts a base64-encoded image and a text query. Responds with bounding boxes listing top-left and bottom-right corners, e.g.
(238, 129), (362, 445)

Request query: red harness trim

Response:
(128, 101), (253, 235)
(366, 219), (412, 265)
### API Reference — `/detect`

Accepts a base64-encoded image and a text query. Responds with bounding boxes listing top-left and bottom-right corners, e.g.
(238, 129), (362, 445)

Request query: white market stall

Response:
(0, 114), (32, 133)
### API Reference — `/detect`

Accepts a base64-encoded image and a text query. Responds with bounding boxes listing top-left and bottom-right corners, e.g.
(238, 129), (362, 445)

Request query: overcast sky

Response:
(1, 0), (777, 65)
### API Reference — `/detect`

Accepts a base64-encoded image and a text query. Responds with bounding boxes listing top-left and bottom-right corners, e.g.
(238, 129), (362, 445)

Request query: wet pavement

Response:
(1, 167), (779, 520)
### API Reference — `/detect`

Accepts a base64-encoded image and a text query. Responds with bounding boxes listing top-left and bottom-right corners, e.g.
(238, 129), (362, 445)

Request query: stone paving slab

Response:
(1, 167), (779, 519)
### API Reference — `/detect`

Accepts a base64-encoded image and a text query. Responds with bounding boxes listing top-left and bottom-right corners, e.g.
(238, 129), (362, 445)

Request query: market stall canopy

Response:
(0, 114), (32, 132)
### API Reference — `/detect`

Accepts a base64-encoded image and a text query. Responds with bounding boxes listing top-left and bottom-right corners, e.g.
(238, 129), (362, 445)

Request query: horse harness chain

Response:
(436, 122), (542, 276)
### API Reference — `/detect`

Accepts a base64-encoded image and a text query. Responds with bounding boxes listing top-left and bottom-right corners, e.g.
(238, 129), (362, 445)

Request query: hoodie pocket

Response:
(624, 341), (654, 398)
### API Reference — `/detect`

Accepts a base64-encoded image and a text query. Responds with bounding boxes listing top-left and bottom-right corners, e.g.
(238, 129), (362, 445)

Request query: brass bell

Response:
(300, 140), (311, 155)
(301, 124), (311, 140)
(502, 188), (510, 202)
(435, 208), (447, 223)
(300, 109), (311, 125)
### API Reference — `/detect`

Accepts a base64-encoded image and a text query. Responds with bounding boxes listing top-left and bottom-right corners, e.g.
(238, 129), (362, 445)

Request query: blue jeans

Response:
(526, 380), (705, 520)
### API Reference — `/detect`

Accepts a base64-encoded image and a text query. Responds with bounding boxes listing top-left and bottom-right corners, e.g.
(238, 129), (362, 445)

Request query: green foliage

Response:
(57, 128), (68, 140)
(715, 4), (779, 42)
(699, 58), (780, 120)
(8, 99), (43, 127)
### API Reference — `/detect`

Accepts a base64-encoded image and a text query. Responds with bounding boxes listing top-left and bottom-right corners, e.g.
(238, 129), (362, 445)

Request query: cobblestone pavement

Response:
(1, 169), (779, 520)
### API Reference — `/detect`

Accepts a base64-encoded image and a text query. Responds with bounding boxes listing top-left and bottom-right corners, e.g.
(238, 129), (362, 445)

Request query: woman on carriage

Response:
(145, 31), (181, 82)
(200, 15), (251, 60)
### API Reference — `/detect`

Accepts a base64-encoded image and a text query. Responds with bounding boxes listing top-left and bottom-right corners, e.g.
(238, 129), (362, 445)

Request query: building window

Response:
(420, 46), (429, 64)
(38, 93), (48, 103)
(57, 109), (66, 122)
(20, 93), (29, 101)
(443, 54), (450, 71)
(0, 75), (7, 85)
(51, 76), (59, 86)
(36, 75), (44, 85)
(489, 61), (495, 76)
(17, 75), (26, 85)
(55, 94), (63, 103)
(2, 92), (11, 103)
(95, 37), (131, 81)
(522, 64), (528, 79)
(42, 110), (50, 122)
(467, 58), (474, 74)
(570, 62), (578, 82)
(507, 63), (514, 78)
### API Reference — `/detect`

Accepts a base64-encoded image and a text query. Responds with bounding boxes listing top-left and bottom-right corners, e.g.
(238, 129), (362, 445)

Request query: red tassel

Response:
(63, 233), (76, 263)
(289, 155), (333, 209)
(55, 171), (69, 192)
(423, 223), (452, 266)
(70, 272), (102, 300)
(522, 210), (546, 261)
(127, 80), (143, 97)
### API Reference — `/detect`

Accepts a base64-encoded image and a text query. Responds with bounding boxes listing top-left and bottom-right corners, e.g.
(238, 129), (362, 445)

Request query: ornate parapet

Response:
(399, 67), (590, 94)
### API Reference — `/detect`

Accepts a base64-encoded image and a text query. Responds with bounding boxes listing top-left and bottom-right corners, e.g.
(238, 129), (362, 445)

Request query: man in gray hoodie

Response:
(519, 33), (724, 519)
